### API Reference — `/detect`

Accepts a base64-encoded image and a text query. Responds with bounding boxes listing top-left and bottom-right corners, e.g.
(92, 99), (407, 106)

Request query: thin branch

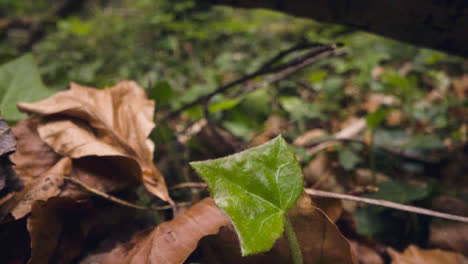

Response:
(171, 182), (208, 189)
(232, 49), (346, 97)
(162, 43), (337, 121)
(304, 188), (468, 223)
(172, 181), (468, 223)
(63, 176), (185, 211)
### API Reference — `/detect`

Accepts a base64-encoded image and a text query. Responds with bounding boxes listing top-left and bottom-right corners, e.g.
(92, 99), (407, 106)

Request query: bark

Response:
(207, 0), (468, 58)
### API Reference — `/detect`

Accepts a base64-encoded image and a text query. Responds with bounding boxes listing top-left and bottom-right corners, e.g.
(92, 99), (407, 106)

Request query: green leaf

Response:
(149, 80), (173, 105)
(190, 136), (304, 256)
(365, 180), (431, 204)
(208, 98), (240, 113)
(366, 107), (390, 130)
(0, 54), (54, 122)
(338, 148), (361, 170)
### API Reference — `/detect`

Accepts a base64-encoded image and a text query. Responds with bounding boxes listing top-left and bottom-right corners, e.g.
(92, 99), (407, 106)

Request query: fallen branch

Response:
(63, 176), (186, 211)
(304, 188), (468, 223)
(172, 181), (468, 223)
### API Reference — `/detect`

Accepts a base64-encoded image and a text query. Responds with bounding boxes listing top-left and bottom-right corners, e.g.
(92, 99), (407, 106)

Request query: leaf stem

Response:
(284, 215), (303, 264)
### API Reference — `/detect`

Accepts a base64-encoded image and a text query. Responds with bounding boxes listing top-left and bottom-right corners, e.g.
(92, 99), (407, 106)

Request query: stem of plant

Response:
(284, 215), (303, 264)
(369, 129), (377, 184)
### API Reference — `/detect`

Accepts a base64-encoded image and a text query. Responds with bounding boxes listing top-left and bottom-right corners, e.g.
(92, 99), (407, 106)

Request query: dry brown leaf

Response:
(198, 193), (357, 264)
(293, 129), (326, 147)
(17, 81), (170, 202)
(10, 119), (62, 185)
(311, 197), (343, 223)
(251, 115), (289, 146)
(27, 197), (136, 264)
(11, 157), (70, 219)
(388, 245), (468, 264)
(1, 119), (63, 219)
(430, 222), (468, 255)
(289, 193), (357, 264)
(349, 240), (384, 264)
(102, 198), (230, 264)
(361, 93), (398, 112)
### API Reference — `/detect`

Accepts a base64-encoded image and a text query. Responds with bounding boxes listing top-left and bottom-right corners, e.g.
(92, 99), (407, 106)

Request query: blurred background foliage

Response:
(1, 0), (468, 251)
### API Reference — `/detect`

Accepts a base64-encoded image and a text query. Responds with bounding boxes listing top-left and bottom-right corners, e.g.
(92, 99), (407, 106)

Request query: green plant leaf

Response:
(0, 54), (54, 122)
(149, 80), (173, 105)
(338, 147), (361, 170)
(190, 136), (304, 256)
(366, 107), (390, 130)
(209, 98), (240, 113)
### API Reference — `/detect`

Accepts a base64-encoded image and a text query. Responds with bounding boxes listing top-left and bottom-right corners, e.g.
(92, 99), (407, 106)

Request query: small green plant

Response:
(190, 135), (304, 263)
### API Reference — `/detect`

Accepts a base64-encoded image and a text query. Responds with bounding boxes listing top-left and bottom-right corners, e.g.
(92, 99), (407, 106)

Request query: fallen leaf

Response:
(2, 119), (64, 219)
(388, 245), (468, 264)
(293, 129), (326, 147)
(289, 193), (357, 264)
(17, 81), (170, 201)
(251, 115), (289, 146)
(102, 198), (230, 264)
(27, 197), (136, 264)
(10, 119), (61, 186)
(349, 240), (383, 264)
(311, 197), (343, 223)
(11, 157), (71, 219)
(430, 222), (468, 255)
(361, 93), (398, 112)
(198, 193), (357, 264)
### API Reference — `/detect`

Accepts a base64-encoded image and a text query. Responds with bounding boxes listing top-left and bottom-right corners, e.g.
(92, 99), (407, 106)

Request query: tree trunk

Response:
(207, 0), (468, 58)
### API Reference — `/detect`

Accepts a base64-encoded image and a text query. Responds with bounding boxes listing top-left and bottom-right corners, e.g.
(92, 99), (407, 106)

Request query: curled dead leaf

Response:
(102, 198), (230, 264)
(17, 81), (170, 202)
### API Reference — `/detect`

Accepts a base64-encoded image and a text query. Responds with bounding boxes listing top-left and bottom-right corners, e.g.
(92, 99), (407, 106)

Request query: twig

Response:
(63, 176), (183, 211)
(162, 43), (337, 121)
(171, 182), (207, 189)
(0, 0), (88, 51)
(232, 49), (345, 98)
(304, 188), (468, 223)
(172, 181), (468, 223)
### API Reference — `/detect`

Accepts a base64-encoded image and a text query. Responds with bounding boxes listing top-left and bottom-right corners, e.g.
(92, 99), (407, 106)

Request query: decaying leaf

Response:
(102, 198), (230, 264)
(11, 157), (70, 219)
(388, 245), (468, 264)
(27, 197), (136, 264)
(10, 119), (62, 183)
(311, 197), (343, 223)
(289, 193), (357, 264)
(197, 193), (357, 264)
(17, 81), (170, 202)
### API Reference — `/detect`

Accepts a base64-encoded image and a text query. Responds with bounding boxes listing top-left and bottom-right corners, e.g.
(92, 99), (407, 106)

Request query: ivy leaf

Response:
(190, 136), (304, 256)
(0, 54), (54, 122)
